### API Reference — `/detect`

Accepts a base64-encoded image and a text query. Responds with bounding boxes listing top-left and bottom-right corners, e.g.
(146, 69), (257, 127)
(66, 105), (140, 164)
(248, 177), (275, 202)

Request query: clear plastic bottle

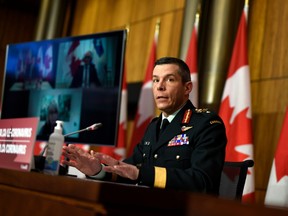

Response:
(43, 120), (64, 175)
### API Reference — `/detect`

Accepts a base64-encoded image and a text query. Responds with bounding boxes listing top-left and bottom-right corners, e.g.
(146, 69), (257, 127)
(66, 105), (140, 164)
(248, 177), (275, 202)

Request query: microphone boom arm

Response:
(64, 123), (103, 137)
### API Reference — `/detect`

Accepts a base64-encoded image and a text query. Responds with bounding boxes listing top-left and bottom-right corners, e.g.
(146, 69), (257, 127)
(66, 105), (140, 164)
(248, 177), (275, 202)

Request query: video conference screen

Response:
(1, 30), (127, 146)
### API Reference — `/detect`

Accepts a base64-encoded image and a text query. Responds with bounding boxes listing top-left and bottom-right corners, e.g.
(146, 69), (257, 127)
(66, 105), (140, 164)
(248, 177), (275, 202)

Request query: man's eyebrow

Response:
(152, 73), (176, 78)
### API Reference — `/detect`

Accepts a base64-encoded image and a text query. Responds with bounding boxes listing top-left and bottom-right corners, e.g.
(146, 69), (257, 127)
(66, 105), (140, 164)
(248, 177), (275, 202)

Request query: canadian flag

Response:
(98, 64), (127, 161)
(265, 107), (288, 207)
(218, 6), (255, 203)
(128, 29), (158, 156)
(185, 14), (199, 107)
(66, 40), (81, 78)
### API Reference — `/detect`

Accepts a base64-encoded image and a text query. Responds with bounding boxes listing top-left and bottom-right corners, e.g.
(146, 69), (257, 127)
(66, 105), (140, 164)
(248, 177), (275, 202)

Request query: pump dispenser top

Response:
(55, 120), (63, 133)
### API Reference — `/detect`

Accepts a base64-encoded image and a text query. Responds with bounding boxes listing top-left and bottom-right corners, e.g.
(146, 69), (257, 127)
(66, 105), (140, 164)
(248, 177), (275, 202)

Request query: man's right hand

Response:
(62, 144), (102, 176)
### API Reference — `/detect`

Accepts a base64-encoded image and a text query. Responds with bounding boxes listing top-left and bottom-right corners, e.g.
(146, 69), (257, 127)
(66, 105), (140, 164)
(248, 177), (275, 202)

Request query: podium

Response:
(0, 168), (287, 216)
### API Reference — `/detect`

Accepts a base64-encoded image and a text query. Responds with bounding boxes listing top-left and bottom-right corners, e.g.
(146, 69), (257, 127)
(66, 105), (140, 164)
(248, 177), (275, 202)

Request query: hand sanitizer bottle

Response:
(44, 120), (64, 175)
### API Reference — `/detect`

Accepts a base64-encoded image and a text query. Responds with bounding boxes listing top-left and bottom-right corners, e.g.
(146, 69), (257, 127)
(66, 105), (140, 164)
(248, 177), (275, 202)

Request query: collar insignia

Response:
(182, 109), (192, 124)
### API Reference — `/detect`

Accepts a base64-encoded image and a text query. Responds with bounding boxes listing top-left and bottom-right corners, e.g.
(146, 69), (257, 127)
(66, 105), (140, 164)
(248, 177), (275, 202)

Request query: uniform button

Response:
(154, 154), (158, 159)
(176, 155), (180, 160)
(143, 153), (146, 157)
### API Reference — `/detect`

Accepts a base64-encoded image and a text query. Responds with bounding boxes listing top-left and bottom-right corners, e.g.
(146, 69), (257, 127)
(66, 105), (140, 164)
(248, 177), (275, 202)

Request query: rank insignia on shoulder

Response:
(181, 126), (193, 132)
(210, 120), (222, 124)
(195, 108), (210, 113)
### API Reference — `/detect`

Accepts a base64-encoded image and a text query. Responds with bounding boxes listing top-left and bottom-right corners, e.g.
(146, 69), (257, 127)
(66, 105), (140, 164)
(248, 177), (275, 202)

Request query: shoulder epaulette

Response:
(195, 108), (211, 114)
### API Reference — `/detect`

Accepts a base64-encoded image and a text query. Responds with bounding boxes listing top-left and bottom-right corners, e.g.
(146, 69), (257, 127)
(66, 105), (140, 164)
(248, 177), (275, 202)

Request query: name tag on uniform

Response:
(168, 134), (189, 146)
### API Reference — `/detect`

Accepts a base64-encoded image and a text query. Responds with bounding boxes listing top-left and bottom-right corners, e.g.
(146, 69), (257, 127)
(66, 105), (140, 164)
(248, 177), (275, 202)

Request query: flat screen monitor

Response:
(1, 30), (127, 146)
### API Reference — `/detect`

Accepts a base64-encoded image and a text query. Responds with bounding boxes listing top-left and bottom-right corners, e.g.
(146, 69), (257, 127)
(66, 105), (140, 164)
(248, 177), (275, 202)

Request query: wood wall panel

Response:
(70, 0), (101, 35)
(259, 1), (288, 79)
(130, 0), (184, 22)
(248, 0), (267, 80)
(125, 19), (156, 82)
(158, 10), (184, 58)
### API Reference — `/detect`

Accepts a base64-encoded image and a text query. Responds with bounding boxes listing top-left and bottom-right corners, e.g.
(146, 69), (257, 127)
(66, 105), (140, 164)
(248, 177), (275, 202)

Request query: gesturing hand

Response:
(62, 144), (102, 176)
(93, 152), (139, 180)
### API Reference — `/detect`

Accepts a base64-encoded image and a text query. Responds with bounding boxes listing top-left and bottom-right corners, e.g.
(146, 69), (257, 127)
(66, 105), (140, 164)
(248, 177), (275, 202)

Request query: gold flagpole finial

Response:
(125, 24), (130, 36)
(155, 17), (161, 34)
(245, 0), (249, 7)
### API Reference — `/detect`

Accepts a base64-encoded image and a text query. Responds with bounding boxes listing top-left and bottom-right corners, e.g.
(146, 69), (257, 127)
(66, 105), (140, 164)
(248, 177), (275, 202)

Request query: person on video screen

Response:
(70, 51), (101, 88)
(38, 101), (60, 140)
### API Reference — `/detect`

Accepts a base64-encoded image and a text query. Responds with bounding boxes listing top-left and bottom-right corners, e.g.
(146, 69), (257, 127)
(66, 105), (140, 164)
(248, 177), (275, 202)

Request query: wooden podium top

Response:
(0, 168), (287, 215)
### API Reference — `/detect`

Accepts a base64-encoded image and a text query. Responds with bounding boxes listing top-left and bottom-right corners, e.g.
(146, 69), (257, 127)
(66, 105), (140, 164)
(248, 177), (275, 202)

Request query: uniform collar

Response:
(161, 100), (188, 123)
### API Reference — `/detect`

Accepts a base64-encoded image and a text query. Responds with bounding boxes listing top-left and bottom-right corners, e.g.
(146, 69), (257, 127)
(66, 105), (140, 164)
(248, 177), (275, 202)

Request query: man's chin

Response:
(157, 105), (170, 113)
(156, 103), (167, 110)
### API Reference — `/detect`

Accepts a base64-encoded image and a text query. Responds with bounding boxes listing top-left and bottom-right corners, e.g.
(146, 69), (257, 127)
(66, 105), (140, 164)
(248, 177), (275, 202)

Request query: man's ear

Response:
(185, 81), (193, 94)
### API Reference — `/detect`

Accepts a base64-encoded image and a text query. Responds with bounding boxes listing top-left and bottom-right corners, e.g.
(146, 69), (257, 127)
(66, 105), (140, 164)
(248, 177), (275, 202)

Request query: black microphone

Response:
(64, 123), (103, 137)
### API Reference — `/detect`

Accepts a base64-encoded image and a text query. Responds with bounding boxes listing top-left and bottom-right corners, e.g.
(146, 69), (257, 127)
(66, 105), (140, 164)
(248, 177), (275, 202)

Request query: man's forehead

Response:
(153, 64), (179, 76)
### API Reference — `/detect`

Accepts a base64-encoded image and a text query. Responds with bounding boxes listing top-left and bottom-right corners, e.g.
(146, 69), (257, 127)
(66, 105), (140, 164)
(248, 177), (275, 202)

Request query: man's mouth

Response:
(157, 96), (168, 100)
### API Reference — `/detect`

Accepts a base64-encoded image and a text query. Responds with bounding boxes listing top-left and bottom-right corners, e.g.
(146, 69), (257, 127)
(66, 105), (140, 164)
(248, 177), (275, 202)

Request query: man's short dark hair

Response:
(154, 57), (191, 83)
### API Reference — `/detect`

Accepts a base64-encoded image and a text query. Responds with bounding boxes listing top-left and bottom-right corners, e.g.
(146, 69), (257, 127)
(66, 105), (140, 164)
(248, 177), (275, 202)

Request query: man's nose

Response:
(157, 80), (165, 91)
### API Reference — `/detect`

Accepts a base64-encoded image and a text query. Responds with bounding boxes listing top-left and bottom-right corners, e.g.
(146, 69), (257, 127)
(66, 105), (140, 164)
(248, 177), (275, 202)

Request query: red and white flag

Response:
(98, 64), (127, 161)
(185, 14), (199, 107)
(43, 44), (53, 80)
(36, 46), (44, 77)
(265, 107), (288, 207)
(128, 28), (158, 157)
(219, 5), (255, 203)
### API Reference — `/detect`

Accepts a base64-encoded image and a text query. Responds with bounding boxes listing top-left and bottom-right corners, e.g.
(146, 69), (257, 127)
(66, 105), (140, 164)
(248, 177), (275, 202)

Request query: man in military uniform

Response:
(63, 57), (227, 195)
